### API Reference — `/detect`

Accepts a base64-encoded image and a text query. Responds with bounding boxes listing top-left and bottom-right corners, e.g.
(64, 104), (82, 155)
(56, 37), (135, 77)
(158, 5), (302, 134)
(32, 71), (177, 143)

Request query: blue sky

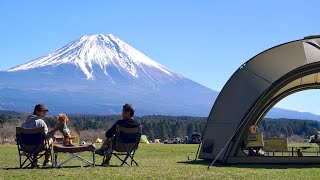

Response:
(1, 1), (320, 114)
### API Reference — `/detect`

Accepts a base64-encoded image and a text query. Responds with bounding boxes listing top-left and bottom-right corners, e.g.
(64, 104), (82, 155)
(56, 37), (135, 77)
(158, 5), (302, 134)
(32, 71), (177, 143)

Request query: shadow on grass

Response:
(178, 160), (320, 169)
(216, 164), (320, 169)
(1, 166), (57, 170)
(177, 160), (211, 166)
(1, 165), (96, 170)
(0, 164), (127, 170)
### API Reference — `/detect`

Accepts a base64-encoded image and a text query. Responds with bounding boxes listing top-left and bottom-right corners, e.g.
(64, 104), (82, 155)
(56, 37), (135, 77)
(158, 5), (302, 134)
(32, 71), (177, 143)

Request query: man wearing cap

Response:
(21, 104), (60, 167)
(95, 103), (140, 166)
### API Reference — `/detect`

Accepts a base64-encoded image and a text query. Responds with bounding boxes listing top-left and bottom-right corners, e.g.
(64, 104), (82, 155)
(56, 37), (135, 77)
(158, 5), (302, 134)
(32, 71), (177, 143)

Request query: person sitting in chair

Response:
(95, 103), (140, 166)
(21, 104), (60, 167)
(243, 124), (265, 156)
(247, 125), (258, 156)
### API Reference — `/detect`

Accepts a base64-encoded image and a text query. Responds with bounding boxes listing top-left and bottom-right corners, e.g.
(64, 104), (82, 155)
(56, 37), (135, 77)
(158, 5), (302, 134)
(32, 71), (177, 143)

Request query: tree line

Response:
(0, 112), (319, 143)
(35, 115), (320, 140)
(259, 118), (319, 138)
(45, 115), (207, 140)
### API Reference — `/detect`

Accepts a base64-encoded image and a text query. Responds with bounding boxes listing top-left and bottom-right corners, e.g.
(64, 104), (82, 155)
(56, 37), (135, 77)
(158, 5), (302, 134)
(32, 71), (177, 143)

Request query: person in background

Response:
(95, 103), (141, 166)
(248, 125), (257, 134)
(247, 125), (258, 156)
(21, 104), (60, 167)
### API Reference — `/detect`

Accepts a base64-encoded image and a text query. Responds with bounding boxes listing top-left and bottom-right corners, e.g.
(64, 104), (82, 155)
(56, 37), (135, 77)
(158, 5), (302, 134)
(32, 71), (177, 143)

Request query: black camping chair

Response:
(103, 125), (142, 166)
(16, 127), (52, 169)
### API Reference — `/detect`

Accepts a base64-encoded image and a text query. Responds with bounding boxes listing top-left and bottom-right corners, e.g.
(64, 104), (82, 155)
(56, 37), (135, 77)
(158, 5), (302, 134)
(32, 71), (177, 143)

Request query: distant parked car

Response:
(188, 133), (201, 144)
(164, 137), (181, 144)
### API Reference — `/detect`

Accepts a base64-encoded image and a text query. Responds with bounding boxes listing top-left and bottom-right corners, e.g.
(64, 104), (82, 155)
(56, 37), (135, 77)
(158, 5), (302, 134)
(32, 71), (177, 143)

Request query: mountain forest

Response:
(0, 111), (319, 144)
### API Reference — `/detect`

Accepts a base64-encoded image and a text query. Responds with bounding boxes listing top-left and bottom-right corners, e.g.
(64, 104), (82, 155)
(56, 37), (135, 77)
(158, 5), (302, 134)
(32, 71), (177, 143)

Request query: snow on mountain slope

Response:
(7, 34), (181, 81)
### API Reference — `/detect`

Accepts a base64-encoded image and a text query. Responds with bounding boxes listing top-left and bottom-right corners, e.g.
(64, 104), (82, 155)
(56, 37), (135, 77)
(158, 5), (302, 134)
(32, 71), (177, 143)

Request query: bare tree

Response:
(288, 135), (304, 143)
(0, 123), (16, 144)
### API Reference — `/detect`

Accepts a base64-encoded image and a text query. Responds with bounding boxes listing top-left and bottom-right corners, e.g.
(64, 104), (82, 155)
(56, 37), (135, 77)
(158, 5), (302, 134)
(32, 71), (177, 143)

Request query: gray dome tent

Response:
(200, 36), (320, 164)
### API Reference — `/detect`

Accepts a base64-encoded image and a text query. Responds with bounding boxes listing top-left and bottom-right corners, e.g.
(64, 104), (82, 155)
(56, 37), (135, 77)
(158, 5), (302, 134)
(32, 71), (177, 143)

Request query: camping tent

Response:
(140, 135), (150, 144)
(95, 138), (103, 143)
(200, 35), (320, 164)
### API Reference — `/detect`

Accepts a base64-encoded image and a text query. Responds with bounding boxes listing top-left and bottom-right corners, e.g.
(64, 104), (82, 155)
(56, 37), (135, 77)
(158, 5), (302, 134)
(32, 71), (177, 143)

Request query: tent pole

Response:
(195, 142), (202, 160)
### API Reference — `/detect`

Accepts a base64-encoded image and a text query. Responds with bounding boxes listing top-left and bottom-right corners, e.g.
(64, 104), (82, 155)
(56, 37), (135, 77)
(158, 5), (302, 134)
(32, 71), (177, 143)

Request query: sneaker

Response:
(102, 161), (110, 167)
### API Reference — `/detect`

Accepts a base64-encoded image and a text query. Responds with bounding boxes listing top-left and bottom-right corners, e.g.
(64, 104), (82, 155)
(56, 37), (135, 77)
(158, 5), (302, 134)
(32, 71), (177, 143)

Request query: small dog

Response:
(57, 114), (74, 146)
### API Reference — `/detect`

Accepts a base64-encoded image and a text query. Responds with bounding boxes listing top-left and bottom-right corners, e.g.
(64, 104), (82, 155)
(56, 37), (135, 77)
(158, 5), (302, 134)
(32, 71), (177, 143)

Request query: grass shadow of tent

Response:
(218, 164), (320, 169)
(178, 160), (320, 169)
(177, 160), (211, 166)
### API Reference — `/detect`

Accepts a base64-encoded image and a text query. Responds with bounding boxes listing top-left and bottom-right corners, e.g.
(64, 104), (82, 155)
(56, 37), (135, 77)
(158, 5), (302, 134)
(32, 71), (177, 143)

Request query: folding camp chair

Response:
(103, 125), (142, 166)
(16, 127), (52, 169)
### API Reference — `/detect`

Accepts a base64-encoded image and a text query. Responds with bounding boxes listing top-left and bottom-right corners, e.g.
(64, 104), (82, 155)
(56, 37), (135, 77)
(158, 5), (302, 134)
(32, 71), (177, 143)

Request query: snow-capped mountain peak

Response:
(7, 34), (178, 80)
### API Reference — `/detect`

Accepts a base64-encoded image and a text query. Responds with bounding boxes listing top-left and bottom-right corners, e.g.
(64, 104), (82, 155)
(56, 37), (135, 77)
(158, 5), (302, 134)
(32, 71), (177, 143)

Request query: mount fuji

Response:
(1, 34), (320, 120)
(0, 34), (218, 115)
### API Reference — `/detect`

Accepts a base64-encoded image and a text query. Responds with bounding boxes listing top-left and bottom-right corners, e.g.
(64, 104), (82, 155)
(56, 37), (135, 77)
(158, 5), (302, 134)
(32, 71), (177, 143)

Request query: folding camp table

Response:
(53, 144), (96, 168)
(290, 146), (312, 156)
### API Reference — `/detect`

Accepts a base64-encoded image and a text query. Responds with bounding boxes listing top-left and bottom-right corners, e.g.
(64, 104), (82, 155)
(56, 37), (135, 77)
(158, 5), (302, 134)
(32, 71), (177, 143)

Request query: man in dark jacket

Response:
(95, 103), (140, 166)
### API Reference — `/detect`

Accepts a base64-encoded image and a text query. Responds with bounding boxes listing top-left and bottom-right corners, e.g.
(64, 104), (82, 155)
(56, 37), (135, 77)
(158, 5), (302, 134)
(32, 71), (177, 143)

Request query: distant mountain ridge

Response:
(0, 34), (318, 120)
(266, 107), (320, 121)
(0, 34), (217, 116)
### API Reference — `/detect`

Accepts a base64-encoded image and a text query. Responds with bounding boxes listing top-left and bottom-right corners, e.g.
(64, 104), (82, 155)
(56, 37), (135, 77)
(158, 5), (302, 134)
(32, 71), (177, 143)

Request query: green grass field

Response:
(1, 143), (320, 180)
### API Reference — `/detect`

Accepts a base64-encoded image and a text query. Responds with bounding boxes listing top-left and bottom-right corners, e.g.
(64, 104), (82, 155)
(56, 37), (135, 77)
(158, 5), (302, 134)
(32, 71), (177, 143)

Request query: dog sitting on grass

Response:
(57, 114), (74, 146)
